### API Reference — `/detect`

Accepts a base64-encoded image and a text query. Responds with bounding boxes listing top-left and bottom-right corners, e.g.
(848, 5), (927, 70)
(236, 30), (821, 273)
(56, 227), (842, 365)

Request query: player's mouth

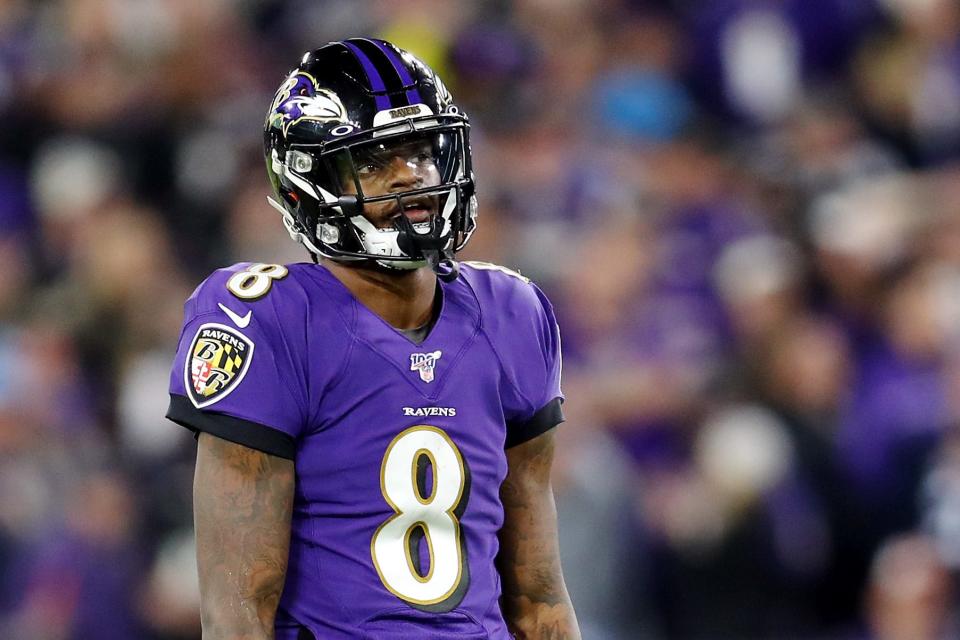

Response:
(390, 197), (435, 225)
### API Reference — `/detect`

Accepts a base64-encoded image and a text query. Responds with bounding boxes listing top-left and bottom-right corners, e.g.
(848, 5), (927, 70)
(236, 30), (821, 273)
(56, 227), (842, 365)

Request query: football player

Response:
(167, 38), (580, 639)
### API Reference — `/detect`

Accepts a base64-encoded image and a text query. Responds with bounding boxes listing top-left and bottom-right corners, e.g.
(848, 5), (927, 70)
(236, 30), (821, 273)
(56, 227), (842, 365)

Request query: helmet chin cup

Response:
(374, 206), (458, 280)
(393, 208), (456, 280)
(394, 212), (447, 255)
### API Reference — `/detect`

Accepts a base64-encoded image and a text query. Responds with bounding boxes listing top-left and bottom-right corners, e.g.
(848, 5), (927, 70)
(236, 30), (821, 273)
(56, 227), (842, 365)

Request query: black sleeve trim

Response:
(166, 394), (296, 460)
(505, 396), (565, 449)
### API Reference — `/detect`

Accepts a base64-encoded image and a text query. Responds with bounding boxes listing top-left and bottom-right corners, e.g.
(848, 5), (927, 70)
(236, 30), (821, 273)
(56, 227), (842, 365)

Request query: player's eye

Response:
(356, 157), (384, 176)
(412, 151), (435, 165)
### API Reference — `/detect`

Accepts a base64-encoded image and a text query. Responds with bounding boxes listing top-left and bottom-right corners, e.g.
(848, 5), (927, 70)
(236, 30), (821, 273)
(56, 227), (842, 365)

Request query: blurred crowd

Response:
(1, 0), (960, 638)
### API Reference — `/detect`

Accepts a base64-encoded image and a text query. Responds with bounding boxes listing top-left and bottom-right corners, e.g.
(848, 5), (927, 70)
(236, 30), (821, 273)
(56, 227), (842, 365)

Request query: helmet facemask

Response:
(275, 118), (476, 278)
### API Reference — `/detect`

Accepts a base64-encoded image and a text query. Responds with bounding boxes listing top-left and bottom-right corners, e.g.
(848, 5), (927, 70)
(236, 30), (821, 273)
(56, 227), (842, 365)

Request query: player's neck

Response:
(322, 260), (438, 330)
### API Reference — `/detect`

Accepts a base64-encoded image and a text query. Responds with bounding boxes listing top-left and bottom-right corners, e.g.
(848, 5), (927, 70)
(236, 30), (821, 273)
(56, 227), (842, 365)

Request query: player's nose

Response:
(386, 155), (421, 190)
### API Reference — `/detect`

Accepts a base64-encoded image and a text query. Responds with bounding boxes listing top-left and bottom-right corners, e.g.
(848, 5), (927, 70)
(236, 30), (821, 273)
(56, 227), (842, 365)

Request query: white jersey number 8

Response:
(372, 426), (469, 608)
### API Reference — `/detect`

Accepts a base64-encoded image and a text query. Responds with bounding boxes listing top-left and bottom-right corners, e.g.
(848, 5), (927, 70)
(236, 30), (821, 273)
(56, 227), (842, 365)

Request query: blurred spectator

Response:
(3, 1), (960, 638)
(855, 0), (960, 163)
(864, 533), (958, 640)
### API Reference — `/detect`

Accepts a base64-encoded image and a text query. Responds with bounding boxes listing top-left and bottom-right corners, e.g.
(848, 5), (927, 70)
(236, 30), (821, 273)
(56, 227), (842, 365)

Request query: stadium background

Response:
(1, 0), (960, 638)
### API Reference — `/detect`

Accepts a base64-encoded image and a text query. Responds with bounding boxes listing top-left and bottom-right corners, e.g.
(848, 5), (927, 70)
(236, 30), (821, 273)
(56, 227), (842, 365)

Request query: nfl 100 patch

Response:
(184, 323), (255, 408)
(410, 350), (442, 383)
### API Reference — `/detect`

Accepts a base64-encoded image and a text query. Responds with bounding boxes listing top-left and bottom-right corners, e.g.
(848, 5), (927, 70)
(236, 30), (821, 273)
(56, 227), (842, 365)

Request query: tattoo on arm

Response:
(499, 430), (581, 639)
(193, 433), (295, 640)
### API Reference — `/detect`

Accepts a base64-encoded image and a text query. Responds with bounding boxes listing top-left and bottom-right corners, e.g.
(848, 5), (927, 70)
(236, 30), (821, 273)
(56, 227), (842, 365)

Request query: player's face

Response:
(341, 138), (441, 230)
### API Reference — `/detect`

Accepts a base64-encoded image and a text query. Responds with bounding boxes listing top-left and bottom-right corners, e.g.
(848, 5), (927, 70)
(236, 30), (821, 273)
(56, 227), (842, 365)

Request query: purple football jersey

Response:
(167, 261), (564, 639)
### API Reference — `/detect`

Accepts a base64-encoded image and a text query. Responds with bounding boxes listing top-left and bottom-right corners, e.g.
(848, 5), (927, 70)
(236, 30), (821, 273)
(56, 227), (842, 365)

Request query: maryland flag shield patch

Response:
(184, 323), (255, 408)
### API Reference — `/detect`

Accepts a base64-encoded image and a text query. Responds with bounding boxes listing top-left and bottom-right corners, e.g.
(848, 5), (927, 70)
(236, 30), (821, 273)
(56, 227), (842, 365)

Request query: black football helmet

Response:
(263, 38), (476, 279)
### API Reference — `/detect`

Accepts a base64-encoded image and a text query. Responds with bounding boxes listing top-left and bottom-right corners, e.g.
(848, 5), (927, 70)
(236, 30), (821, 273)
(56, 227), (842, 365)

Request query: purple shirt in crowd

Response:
(167, 261), (564, 639)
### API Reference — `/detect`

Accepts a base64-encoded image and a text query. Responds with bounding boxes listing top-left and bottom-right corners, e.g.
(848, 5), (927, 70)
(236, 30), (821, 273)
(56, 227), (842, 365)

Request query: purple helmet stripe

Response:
(342, 41), (392, 111)
(365, 39), (424, 106)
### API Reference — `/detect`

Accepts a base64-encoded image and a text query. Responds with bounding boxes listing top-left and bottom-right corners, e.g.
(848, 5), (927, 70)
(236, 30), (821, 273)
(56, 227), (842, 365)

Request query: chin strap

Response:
(394, 212), (460, 281)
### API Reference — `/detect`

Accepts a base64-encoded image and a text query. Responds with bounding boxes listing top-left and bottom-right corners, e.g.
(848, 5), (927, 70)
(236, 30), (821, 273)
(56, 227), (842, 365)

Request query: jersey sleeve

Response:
(502, 282), (565, 448)
(463, 263), (566, 448)
(166, 265), (310, 460)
